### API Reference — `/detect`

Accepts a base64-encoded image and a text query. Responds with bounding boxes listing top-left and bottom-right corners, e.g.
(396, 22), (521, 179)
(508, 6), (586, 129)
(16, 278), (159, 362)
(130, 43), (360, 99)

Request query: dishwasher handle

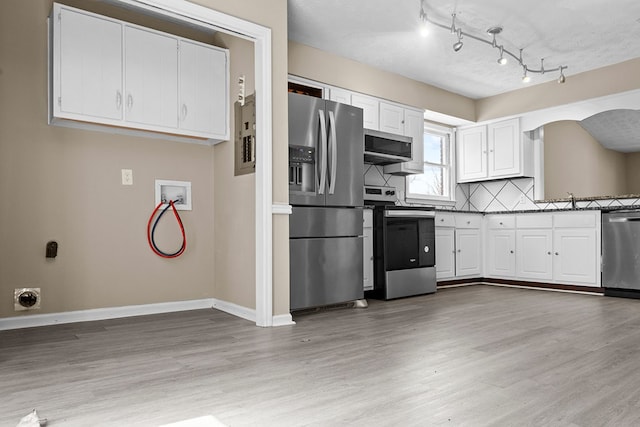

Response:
(607, 217), (640, 222)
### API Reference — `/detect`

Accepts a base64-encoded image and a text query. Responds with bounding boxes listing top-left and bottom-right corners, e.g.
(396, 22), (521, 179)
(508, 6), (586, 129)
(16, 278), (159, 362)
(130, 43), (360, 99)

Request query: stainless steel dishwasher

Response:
(602, 210), (640, 298)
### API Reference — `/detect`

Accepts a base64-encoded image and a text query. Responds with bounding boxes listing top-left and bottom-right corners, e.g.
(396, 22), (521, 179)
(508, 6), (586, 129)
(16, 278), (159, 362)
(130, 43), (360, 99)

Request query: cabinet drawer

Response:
(486, 215), (515, 229)
(554, 212), (597, 228)
(516, 214), (552, 229)
(455, 214), (482, 229)
(435, 213), (455, 227)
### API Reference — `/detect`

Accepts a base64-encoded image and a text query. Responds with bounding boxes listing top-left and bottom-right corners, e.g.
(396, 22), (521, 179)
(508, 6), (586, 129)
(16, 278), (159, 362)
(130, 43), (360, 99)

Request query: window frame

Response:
(405, 123), (456, 205)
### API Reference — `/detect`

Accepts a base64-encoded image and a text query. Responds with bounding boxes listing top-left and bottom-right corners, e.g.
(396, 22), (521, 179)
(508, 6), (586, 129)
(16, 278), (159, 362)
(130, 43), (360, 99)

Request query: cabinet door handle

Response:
(181, 104), (188, 120)
(127, 94), (133, 110)
(116, 91), (122, 110)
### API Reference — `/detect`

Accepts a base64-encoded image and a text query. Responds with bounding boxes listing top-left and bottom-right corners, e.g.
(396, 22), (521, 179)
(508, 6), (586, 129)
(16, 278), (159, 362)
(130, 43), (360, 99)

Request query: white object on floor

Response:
(160, 415), (226, 427)
(16, 409), (45, 427)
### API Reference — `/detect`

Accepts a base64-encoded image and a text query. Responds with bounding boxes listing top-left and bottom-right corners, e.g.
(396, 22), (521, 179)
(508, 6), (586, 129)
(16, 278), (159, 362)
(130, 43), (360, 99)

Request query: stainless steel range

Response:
(365, 185), (437, 300)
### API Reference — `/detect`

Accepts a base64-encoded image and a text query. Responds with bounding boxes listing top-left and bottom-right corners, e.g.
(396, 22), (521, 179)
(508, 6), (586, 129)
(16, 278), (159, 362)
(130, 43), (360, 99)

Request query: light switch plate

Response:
(121, 169), (133, 185)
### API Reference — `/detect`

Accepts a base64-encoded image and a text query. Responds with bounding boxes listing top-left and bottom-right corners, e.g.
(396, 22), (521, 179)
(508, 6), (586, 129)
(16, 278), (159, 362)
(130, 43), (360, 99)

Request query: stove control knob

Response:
(424, 245), (430, 253)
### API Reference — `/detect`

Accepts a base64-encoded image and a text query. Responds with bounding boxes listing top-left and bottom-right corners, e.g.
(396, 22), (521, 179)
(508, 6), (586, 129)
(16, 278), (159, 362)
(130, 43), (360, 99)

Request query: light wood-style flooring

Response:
(3, 285), (640, 426)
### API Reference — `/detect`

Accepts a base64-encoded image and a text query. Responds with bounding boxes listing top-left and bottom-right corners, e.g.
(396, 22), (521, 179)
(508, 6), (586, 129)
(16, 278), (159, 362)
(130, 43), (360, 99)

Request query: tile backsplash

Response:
(364, 165), (640, 212)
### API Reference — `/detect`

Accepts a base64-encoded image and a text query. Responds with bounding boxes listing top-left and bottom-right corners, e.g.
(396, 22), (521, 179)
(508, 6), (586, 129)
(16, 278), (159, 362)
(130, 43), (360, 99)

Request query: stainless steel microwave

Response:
(363, 129), (413, 165)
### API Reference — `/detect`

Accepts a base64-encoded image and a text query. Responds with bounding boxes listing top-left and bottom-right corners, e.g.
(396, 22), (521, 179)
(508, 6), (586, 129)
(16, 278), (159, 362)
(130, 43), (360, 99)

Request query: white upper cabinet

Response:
(124, 26), (178, 129)
(55, 6), (123, 121)
(50, 3), (229, 143)
(457, 126), (488, 182)
(379, 102), (404, 134)
(488, 118), (521, 178)
(329, 87), (352, 105)
(457, 118), (533, 183)
(383, 108), (425, 175)
(179, 40), (228, 137)
(351, 94), (379, 130)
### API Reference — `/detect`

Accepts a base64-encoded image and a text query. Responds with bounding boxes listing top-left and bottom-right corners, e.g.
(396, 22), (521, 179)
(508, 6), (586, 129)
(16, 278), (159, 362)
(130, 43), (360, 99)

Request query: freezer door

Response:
(290, 206), (363, 239)
(325, 100), (364, 207)
(290, 236), (364, 310)
(288, 92), (326, 206)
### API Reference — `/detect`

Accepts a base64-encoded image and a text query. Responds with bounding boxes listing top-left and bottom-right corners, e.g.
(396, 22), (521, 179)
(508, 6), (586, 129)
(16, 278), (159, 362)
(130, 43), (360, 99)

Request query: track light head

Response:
(522, 67), (531, 83)
(497, 46), (507, 65)
(558, 66), (566, 84)
(453, 28), (463, 52)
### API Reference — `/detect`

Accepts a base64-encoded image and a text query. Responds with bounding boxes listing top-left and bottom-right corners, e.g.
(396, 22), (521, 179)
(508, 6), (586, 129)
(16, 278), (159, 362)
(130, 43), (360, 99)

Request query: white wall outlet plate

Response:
(14, 288), (41, 311)
(121, 169), (133, 185)
(155, 179), (192, 211)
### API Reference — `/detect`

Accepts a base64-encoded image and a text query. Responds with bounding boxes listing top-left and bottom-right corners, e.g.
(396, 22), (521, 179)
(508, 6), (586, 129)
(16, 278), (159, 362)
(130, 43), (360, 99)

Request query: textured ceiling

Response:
(580, 110), (640, 153)
(288, 0), (640, 99)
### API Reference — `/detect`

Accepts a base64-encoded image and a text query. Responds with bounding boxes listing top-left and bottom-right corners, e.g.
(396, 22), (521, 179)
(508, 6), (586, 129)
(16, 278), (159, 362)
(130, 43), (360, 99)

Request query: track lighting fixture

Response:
(418, 0), (567, 84)
(453, 28), (463, 52)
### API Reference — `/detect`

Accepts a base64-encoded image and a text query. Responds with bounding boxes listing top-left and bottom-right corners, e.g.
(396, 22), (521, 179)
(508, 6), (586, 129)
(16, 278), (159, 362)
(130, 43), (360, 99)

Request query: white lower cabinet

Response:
(487, 229), (516, 277)
(435, 228), (455, 279)
(435, 213), (482, 281)
(484, 211), (601, 287)
(363, 209), (374, 291)
(516, 229), (553, 281)
(553, 228), (597, 285)
(455, 229), (482, 277)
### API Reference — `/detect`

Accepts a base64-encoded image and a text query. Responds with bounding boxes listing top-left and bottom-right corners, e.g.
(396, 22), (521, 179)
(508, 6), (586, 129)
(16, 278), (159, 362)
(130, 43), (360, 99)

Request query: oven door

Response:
(384, 213), (435, 271)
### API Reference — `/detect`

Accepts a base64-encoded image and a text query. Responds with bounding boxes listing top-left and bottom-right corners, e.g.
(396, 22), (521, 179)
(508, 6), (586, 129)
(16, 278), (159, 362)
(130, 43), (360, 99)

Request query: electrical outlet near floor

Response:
(14, 288), (41, 311)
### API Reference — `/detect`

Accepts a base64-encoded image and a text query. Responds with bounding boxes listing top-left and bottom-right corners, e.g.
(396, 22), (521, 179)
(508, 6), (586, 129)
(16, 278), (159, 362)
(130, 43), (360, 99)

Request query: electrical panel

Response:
(235, 93), (256, 176)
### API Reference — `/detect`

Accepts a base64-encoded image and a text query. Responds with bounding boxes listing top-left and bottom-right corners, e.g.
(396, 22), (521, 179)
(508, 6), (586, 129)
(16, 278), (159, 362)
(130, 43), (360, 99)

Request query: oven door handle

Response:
(384, 210), (435, 218)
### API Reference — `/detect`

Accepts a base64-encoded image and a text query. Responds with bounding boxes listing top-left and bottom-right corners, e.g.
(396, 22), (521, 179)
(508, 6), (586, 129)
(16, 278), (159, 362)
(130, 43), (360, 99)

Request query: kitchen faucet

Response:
(567, 192), (576, 209)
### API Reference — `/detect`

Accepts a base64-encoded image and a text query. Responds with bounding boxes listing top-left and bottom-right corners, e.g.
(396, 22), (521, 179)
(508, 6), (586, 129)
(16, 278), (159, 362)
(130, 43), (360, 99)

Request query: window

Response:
(406, 125), (455, 203)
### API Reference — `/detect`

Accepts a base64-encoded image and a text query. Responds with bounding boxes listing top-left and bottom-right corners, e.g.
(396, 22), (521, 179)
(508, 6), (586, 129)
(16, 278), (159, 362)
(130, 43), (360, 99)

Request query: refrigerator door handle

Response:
(328, 110), (338, 194)
(318, 110), (327, 194)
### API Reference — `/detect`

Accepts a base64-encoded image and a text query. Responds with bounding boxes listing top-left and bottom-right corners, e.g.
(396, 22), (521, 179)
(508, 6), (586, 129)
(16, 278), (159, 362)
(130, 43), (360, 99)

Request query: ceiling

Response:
(288, 0), (640, 100)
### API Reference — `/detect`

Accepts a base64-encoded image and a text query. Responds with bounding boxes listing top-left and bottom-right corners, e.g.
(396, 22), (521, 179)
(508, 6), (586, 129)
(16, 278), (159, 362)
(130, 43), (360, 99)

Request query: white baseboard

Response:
(0, 298), (216, 331)
(272, 313), (296, 326)
(211, 298), (256, 323)
(0, 298), (298, 331)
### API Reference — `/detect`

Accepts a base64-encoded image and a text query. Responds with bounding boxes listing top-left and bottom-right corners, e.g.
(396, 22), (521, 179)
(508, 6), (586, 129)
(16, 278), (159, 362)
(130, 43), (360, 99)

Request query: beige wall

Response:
(212, 33), (255, 308)
(477, 58), (640, 122)
(626, 153), (640, 195)
(0, 0), (290, 319)
(288, 41), (476, 122)
(544, 121), (627, 199)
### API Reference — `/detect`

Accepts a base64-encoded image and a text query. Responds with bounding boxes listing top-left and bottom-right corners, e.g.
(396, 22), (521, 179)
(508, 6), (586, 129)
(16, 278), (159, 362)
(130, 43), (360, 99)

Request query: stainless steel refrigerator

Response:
(288, 92), (364, 311)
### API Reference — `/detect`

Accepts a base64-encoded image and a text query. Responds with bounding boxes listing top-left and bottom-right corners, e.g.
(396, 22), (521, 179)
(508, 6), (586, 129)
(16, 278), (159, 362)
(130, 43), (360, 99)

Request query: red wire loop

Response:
(147, 200), (186, 258)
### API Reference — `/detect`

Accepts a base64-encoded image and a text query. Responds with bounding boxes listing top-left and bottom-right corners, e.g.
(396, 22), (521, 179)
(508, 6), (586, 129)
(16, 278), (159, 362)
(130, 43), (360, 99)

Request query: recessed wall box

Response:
(155, 180), (192, 211)
(235, 93), (256, 176)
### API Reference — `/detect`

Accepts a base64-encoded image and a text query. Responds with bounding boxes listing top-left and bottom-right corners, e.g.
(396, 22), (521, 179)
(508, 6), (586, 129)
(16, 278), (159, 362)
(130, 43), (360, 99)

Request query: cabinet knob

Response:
(510, 250), (514, 254)
(499, 222), (503, 225)
(467, 221), (471, 224)
(440, 218), (444, 222)
(547, 251), (551, 255)
(457, 249), (461, 253)
(555, 252), (559, 256)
